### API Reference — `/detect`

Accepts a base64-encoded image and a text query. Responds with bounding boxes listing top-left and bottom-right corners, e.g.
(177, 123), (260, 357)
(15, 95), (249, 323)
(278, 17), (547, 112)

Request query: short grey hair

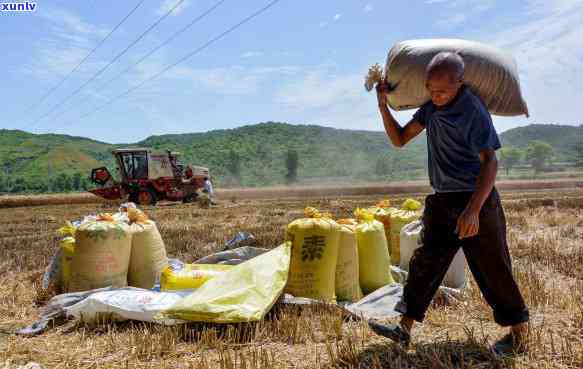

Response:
(426, 52), (465, 81)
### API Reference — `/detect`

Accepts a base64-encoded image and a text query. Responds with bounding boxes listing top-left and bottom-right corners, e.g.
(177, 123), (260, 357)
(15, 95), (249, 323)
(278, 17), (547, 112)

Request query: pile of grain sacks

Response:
(283, 198), (466, 302)
(58, 206), (168, 292)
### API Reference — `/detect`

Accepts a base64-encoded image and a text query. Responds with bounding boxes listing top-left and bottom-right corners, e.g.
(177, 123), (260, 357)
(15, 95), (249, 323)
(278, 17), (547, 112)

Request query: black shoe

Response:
(368, 320), (410, 347)
(491, 333), (528, 357)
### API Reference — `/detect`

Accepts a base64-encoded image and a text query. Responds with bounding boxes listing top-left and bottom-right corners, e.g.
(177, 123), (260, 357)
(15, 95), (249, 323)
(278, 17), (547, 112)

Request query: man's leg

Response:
(460, 189), (529, 353)
(370, 193), (462, 343)
(397, 194), (462, 323)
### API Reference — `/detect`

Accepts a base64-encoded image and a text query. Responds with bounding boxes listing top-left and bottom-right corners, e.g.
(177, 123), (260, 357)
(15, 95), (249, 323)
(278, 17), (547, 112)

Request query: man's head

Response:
(425, 52), (465, 107)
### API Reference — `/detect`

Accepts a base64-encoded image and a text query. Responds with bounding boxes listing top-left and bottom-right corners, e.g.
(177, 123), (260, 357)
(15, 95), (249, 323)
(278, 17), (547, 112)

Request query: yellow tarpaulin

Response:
(157, 242), (291, 323)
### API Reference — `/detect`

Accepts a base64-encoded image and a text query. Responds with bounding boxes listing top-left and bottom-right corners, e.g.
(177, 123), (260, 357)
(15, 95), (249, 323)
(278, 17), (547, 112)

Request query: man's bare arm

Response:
(456, 149), (498, 239)
(377, 83), (424, 147)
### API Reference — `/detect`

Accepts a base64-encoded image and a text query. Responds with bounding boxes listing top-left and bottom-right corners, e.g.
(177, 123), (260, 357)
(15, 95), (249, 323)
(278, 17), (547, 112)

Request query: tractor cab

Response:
(115, 148), (151, 181)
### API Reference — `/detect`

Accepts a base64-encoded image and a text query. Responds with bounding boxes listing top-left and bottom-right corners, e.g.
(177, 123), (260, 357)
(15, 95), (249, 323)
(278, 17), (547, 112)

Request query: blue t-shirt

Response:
(413, 86), (501, 193)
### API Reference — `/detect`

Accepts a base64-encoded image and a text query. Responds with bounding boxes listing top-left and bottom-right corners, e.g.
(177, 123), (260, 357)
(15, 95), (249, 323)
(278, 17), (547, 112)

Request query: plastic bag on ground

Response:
(355, 209), (394, 294)
(194, 246), (268, 265)
(157, 242), (291, 324)
(399, 220), (467, 289)
(65, 287), (190, 324)
(365, 38), (529, 117)
(285, 208), (340, 302)
(345, 284), (403, 320)
(14, 287), (113, 336)
(160, 261), (234, 291)
(223, 232), (257, 251)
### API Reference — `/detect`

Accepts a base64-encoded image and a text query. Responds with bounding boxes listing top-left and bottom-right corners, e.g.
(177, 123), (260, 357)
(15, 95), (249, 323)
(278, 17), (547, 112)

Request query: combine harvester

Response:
(89, 148), (211, 205)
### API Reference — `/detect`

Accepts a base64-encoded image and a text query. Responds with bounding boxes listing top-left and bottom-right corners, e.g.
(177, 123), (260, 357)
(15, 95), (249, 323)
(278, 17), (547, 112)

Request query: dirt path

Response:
(0, 179), (581, 208)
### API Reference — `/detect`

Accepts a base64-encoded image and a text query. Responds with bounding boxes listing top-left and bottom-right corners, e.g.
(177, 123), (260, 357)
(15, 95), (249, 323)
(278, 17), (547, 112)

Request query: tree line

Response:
(0, 172), (91, 194)
(1, 140), (582, 194)
(499, 140), (580, 175)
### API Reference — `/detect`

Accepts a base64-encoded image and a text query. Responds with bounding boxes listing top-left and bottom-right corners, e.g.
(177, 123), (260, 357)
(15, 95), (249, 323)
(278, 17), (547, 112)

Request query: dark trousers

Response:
(395, 188), (529, 326)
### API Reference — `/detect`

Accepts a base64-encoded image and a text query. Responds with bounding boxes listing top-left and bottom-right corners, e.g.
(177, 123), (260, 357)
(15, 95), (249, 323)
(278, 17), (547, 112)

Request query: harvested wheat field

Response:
(0, 188), (582, 369)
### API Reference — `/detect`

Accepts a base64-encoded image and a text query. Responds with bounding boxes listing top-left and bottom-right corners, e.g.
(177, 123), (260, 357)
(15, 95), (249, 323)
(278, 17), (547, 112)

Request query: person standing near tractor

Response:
(369, 51), (530, 356)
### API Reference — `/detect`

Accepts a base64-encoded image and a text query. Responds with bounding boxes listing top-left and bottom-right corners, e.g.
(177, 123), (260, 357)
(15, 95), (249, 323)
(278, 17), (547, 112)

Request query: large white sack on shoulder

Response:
(399, 220), (467, 289)
(384, 39), (529, 117)
(65, 287), (189, 324)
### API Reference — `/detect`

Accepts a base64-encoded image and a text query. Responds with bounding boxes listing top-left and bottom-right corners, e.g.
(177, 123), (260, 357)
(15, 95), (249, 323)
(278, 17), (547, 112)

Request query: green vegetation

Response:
(526, 140), (554, 174)
(0, 122), (582, 194)
(499, 146), (523, 175)
(285, 149), (299, 184)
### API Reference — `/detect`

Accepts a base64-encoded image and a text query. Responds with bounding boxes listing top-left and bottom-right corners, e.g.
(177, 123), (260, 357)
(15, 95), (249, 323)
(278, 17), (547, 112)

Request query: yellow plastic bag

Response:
(157, 242), (291, 323)
(335, 221), (363, 302)
(60, 236), (75, 292)
(390, 199), (423, 267)
(355, 209), (394, 294)
(127, 209), (168, 289)
(160, 263), (234, 291)
(369, 200), (398, 265)
(69, 219), (132, 292)
(285, 208), (340, 302)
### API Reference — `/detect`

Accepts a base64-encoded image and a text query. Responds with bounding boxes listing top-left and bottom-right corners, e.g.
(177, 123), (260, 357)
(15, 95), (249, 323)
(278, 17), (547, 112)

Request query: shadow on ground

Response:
(344, 339), (515, 369)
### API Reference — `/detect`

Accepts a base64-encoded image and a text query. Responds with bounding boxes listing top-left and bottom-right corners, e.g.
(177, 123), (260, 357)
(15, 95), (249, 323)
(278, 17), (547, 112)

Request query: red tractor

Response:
(89, 148), (212, 205)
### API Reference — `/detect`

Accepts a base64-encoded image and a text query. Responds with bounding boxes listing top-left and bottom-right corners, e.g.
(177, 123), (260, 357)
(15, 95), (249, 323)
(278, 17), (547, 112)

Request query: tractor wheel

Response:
(182, 193), (197, 204)
(137, 188), (158, 206)
(128, 191), (139, 204)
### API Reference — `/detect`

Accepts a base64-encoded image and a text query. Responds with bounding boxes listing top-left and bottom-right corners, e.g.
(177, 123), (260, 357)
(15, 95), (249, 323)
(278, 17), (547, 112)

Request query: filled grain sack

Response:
(60, 237), (75, 292)
(69, 215), (132, 292)
(365, 38), (529, 117)
(355, 209), (394, 294)
(126, 208), (168, 289)
(335, 220), (363, 302)
(368, 200), (398, 265)
(400, 220), (466, 289)
(57, 222), (77, 292)
(390, 199), (423, 268)
(285, 207), (340, 302)
(160, 262), (234, 291)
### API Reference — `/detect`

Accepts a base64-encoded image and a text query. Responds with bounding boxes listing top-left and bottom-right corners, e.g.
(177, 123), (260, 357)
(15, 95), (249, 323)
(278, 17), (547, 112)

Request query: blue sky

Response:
(0, 0), (582, 143)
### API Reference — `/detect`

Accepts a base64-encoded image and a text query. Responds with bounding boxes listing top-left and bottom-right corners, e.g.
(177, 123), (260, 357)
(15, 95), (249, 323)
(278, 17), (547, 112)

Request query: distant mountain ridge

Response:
(0, 122), (581, 192)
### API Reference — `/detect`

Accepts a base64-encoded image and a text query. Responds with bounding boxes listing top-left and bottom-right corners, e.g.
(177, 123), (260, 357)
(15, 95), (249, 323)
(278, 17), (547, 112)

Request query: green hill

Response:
(500, 124), (583, 160)
(0, 122), (581, 193)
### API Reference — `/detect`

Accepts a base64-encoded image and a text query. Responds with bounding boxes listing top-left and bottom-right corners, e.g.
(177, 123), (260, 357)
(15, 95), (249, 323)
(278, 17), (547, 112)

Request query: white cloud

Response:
(25, 8), (109, 81)
(364, 4), (374, 12)
(319, 21), (328, 28)
(333, 13), (342, 21)
(275, 68), (361, 110)
(241, 51), (264, 58)
(39, 8), (109, 38)
(485, 0), (583, 126)
(273, 65), (412, 131)
(430, 0), (495, 29)
(436, 13), (467, 28)
(133, 62), (302, 96)
(156, 0), (192, 16)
